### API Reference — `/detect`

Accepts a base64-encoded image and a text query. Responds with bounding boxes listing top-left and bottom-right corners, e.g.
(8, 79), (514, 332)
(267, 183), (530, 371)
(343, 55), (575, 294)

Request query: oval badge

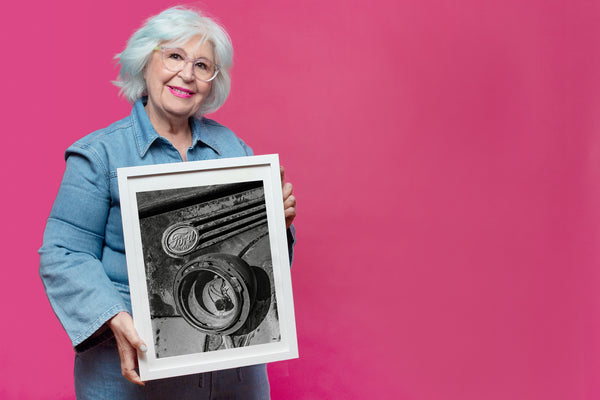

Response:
(162, 224), (200, 257)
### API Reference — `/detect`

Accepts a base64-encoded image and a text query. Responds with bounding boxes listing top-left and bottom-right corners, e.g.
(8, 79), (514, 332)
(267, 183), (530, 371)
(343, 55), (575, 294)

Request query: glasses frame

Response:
(154, 46), (221, 82)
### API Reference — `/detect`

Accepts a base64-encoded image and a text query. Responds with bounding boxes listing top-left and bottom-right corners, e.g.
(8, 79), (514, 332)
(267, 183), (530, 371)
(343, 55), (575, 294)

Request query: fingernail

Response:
(140, 344), (148, 352)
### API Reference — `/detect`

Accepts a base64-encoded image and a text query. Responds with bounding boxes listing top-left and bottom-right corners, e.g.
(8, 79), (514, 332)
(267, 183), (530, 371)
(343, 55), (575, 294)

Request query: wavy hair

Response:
(113, 6), (233, 116)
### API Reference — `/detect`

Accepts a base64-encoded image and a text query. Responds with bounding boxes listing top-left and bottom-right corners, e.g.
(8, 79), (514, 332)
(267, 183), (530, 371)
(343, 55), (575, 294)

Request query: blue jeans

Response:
(74, 338), (270, 399)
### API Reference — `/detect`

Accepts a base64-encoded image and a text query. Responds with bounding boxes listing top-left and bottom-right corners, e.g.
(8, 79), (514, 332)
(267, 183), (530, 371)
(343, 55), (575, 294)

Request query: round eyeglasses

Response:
(154, 46), (221, 82)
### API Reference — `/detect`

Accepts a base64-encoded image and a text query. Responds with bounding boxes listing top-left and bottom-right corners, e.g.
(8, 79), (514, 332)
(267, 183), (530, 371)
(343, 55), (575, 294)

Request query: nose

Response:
(178, 61), (195, 81)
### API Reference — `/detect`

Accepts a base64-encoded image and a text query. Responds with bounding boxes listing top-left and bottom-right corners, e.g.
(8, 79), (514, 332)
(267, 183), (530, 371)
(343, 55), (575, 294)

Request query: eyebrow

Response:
(166, 47), (213, 61)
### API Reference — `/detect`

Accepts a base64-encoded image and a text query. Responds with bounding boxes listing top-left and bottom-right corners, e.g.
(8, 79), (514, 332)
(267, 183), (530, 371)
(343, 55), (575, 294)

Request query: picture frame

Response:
(118, 154), (298, 381)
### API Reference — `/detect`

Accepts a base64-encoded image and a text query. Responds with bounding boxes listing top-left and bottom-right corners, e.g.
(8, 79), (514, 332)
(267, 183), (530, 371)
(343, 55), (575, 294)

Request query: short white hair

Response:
(113, 6), (233, 116)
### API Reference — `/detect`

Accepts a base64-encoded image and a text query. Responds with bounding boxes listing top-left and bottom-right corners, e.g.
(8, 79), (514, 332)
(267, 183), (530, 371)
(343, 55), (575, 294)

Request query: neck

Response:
(145, 102), (193, 161)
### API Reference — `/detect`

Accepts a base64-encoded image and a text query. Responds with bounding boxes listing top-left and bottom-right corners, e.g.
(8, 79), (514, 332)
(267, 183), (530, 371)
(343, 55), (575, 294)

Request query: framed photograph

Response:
(118, 154), (298, 381)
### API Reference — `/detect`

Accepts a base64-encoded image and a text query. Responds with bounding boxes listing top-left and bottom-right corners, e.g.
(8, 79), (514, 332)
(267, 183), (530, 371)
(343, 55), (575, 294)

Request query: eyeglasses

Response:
(154, 46), (221, 82)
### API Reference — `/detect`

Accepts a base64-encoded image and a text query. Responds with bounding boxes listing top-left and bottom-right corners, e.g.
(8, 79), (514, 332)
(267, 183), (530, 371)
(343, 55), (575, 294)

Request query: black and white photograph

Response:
(118, 155), (297, 381)
(137, 181), (280, 358)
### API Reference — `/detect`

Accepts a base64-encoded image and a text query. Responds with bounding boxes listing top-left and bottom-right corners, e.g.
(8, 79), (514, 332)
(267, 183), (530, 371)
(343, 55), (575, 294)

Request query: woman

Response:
(39, 6), (296, 399)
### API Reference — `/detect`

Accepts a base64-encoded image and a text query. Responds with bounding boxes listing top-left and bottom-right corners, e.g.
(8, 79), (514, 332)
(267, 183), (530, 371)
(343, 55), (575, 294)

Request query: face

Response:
(143, 35), (215, 124)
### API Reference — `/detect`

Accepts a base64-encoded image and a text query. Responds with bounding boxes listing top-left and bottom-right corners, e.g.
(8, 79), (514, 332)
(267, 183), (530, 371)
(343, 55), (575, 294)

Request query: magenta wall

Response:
(2, 0), (600, 399)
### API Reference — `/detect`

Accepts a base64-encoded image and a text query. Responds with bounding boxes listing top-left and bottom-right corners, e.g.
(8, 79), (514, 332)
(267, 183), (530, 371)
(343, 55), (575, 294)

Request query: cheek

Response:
(144, 63), (168, 87)
(200, 82), (213, 97)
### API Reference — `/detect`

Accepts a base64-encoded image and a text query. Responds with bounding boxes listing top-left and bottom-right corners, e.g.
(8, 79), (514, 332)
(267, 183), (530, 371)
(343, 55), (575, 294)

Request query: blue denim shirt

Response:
(39, 98), (290, 348)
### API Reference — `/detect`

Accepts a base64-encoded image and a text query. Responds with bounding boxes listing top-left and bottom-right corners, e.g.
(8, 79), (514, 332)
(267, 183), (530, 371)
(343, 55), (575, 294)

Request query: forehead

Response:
(164, 35), (215, 58)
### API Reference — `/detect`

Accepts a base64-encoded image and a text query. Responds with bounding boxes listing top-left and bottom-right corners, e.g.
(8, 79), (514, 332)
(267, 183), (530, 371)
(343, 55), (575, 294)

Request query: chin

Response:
(166, 105), (199, 119)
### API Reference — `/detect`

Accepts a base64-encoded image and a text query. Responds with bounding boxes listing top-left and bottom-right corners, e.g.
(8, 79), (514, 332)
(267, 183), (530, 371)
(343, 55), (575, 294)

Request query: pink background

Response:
(2, 0), (600, 399)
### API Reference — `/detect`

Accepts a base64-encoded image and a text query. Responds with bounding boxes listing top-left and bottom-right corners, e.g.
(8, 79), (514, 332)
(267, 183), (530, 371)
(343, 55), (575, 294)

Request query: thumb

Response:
(125, 327), (148, 353)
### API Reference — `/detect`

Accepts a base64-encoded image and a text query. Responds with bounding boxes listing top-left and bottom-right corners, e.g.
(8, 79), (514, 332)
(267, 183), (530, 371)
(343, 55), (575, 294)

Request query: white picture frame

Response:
(118, 154), (298, 381)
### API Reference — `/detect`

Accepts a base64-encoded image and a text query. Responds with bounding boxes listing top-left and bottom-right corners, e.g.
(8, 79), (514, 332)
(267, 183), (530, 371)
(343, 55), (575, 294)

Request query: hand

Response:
(280, 166), (297, 229)
(108, 312), (147, 386)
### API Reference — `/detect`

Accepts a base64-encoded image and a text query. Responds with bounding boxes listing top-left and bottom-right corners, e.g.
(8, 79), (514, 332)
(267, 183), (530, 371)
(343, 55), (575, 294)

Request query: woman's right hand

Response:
(108, 311), (148, 386)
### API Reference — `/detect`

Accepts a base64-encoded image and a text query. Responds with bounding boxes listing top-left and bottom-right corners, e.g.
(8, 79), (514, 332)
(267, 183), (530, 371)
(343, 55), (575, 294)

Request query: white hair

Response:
(113, 6), (233, 116)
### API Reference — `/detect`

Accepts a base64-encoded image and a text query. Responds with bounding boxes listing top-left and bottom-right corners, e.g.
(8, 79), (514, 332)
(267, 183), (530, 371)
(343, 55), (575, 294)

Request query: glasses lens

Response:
(162, 48), (186, 71)
(192, 59), (217, 81)
(161, 48), (219, 81)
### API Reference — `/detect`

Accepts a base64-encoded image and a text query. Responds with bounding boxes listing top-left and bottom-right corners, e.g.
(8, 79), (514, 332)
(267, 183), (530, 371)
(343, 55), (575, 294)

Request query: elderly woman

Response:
(39, 6), (296, 399)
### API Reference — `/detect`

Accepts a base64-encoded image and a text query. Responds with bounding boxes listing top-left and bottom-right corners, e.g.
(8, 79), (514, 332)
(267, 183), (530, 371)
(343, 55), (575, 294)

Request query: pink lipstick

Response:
(168, 86), (194, 98)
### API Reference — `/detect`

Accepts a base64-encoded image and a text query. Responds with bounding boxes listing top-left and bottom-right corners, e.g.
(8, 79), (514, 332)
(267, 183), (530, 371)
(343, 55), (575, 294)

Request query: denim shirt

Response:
(39, 98), (292, 349)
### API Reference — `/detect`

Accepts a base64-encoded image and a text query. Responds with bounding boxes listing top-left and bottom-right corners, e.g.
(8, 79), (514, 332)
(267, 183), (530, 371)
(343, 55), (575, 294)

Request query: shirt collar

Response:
(190, 118), (223, 156)
(131, 97), (221, 158)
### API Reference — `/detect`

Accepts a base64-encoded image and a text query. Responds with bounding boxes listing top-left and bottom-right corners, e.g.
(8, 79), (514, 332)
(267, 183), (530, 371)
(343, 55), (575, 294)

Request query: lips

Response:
(168, 86), (195, 98)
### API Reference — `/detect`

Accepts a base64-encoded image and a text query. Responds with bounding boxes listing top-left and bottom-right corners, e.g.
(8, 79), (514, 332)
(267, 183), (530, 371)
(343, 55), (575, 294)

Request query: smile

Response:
(168, 86), (195, 98)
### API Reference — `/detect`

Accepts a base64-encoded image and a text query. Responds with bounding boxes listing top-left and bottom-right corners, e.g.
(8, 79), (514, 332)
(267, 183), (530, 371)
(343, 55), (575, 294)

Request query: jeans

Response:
(74, 338), (270, 400)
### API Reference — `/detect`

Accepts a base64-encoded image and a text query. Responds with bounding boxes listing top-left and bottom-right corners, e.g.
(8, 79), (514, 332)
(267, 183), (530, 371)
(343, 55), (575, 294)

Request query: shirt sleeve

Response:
(39, 145), (128, 348)
(234, 135), (253, 156)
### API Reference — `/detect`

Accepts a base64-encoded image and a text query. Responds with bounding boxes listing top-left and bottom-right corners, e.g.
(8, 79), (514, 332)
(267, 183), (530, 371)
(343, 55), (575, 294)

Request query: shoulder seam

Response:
(69, 143), (111, 191)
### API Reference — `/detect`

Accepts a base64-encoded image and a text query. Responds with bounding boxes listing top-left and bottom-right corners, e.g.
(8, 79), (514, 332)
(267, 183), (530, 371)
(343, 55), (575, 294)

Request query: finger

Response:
(285, 206), (296, 219)
(118, 343), (145, 386)
(123, 326), (147, 354)
(285, 216), (296, 228)
(284, 195), (296, 209)
(285, 207), (297, 228)
(280, 166), (285, 187)
(282, 182), (293, 200)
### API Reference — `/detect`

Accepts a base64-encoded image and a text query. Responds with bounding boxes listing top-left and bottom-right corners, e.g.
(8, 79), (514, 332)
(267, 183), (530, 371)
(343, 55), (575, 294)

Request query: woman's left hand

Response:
(281, 166), (296, 229)
(108, 312), (147, 386)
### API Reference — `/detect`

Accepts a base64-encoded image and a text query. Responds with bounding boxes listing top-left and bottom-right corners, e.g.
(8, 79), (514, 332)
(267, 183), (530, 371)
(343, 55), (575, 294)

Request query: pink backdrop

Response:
(2, 0), (600, 399)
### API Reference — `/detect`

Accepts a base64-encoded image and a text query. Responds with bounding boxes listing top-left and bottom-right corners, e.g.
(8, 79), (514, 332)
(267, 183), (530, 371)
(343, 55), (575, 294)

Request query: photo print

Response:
(136, 181), (280, 358)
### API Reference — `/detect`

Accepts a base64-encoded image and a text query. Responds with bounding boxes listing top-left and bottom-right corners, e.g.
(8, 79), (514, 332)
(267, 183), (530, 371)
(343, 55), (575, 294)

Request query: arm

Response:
(39, 149), (129, 346)
(39, 146), (147, 385)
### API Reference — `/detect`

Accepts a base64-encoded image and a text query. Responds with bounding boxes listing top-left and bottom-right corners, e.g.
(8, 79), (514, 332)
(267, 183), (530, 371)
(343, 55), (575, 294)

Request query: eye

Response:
(168, 52), (184, 60)
(194, 60), (209, 70)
